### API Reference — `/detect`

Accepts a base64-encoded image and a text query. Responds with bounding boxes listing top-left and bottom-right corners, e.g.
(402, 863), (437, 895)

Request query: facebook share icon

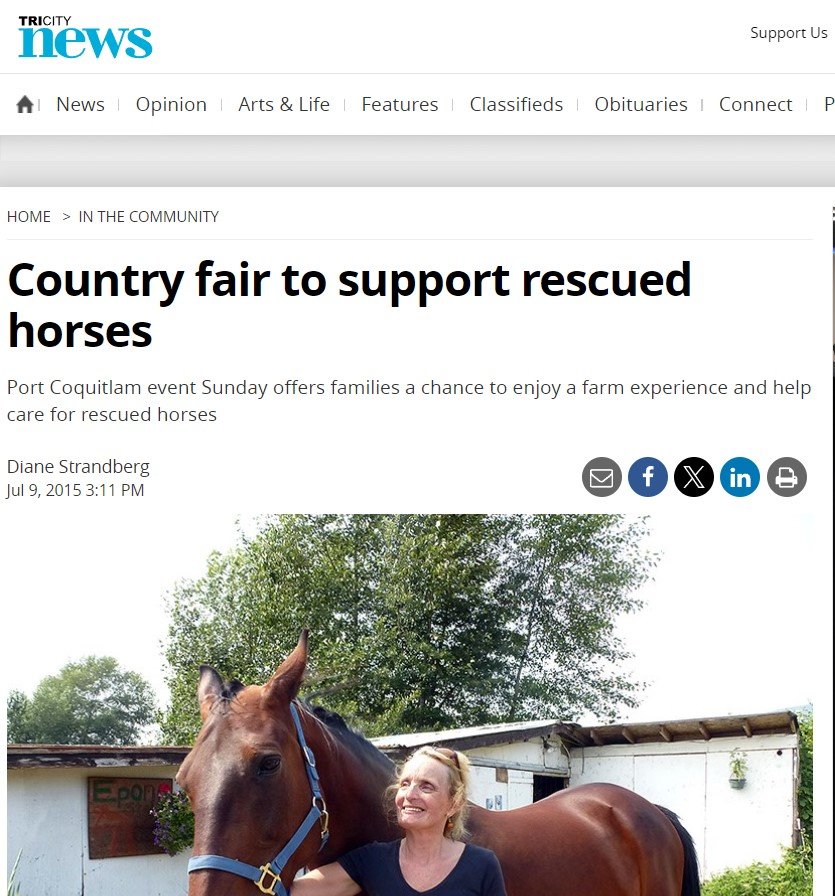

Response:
(628, 457), (668, 496)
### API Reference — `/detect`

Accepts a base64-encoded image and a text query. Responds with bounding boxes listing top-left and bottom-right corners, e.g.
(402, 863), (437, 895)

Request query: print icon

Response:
(582, 458), (622, 496)
(673, 457), (714, 496)
(628, 458), (668, 496)
(774, 467), (797, 489)
(766, 457), (807, 496)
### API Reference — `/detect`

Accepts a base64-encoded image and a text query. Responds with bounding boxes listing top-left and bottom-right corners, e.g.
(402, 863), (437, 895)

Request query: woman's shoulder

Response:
(337, 840), (399, 875)
(340, 840), (400, 863)
(461, 844), (501, 867)
(459, 844), (506, 896)
(339, 840), (400, 862)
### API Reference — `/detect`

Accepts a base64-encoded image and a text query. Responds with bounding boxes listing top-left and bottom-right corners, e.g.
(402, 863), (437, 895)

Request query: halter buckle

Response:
(256, 864), (281, 896)
(314, 796), (330, 839)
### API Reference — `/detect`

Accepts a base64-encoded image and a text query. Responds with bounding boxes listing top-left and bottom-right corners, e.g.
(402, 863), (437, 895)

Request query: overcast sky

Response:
(4, 511), (828, 732)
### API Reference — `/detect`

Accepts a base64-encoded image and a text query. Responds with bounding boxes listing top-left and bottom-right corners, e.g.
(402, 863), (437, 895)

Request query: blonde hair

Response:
(388, 746), (471, 840)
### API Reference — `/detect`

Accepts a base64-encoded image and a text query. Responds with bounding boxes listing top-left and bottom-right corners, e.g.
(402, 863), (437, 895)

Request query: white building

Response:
(7, 710), (800, 894)
(373, 709), (801, 878)
(7, 745), (190, 896)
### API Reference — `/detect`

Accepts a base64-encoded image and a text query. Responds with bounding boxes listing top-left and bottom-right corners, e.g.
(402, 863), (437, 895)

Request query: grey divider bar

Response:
(2, 136), (834, 186)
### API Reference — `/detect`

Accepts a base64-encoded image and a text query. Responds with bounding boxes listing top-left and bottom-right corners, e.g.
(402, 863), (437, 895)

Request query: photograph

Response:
(6, 513), (820, 895)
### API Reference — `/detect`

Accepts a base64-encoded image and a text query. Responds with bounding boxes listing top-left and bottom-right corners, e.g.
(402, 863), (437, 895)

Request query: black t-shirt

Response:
(338, 841), (507, 896)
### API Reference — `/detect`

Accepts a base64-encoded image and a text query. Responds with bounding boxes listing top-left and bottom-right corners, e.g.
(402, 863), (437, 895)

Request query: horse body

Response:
(465, 786), (685, 896)
(179, 634), (699, 896)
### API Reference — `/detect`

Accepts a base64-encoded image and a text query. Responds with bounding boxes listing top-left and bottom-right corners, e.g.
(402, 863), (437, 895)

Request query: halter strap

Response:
(187, 702), (330, 895)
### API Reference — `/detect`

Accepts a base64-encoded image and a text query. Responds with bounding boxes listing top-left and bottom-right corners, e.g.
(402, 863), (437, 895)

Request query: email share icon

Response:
(582, 457), (622, 495)
(589, 469), (614, 488)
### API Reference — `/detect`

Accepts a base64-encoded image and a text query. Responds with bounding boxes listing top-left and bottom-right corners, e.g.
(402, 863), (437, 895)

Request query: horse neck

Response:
(299, 709), (399, 862)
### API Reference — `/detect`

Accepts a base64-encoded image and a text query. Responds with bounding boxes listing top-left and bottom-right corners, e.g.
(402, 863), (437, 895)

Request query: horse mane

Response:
(302, 702), (395, 774)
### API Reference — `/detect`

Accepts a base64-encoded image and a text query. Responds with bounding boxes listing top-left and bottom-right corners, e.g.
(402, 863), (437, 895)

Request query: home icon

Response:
(17, 96), (34, 113)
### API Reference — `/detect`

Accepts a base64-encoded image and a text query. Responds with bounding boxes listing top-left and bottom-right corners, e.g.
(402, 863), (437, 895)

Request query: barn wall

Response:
(567, 734), (798, 878)
(8, 731), (798, 890)
(464, 739), (568, 810)
(468, 763), (536, 810)
(7, 766), (189, 896)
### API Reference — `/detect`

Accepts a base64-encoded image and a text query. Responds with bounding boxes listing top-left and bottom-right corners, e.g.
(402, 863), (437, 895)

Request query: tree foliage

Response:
(160, 514), (654, 743)
(797, 711), (812, 846)
(6, 690), (32, 743)
(7, 656), (156, 745)
(702, 845), (812, 896)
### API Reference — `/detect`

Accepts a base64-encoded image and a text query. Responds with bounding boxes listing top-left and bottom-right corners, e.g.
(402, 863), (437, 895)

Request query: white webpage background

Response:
(2, 189), (831, 851)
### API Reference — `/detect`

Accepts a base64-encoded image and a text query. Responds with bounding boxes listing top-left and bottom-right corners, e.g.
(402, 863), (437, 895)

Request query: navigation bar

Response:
(6, 75), (835, 135)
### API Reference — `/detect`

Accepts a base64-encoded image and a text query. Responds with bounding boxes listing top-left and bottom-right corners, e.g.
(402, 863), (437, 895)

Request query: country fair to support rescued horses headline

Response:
(6, 259), (692, 349)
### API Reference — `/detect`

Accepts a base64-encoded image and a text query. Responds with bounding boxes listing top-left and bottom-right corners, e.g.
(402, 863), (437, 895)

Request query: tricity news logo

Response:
(17, 15), (153, 58)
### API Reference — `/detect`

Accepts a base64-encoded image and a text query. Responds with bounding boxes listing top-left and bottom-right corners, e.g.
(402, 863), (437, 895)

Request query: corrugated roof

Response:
(7, 710), (800, 769)
(7, 745), (190, 769)
(566, 710), (799, 748)
(371, 710), (800, 756)
(372, 720), (581, 759)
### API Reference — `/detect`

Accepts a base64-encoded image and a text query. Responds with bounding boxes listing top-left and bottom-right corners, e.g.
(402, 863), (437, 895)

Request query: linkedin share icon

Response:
(720, 457), (760, 497)
(628, 458), (668, 496)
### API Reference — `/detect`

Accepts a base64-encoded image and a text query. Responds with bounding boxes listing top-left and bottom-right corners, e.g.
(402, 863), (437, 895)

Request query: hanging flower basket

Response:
(151, 790), (195, 855)
(728, 748), (748, 790)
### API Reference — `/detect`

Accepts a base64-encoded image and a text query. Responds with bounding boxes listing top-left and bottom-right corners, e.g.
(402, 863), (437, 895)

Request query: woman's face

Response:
(395, 756), (457, 834)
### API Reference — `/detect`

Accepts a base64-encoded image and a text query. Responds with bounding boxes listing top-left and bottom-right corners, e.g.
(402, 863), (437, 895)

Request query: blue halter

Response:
(187, 702), (330, 895)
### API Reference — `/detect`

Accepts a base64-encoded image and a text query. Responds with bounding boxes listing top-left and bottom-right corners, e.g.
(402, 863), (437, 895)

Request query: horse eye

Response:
(257, 754), (281, 777)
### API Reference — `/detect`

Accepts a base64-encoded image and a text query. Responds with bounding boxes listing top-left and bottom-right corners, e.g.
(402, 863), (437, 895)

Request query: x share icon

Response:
(674, 457), (714, 496)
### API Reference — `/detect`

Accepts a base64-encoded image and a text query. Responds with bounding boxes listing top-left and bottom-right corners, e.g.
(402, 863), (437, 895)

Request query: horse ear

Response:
(197, 665), (225, 717)
(263, 630), (309, 706)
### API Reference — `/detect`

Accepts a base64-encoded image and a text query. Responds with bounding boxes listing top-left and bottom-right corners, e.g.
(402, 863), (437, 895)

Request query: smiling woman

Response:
(392, 747), (469, 841)
(293, 745), (506, 896)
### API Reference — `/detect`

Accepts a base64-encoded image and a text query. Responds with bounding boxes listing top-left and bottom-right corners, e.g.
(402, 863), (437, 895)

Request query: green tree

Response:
(160, 514), (652, 742)
(8, 657), (156, 745)
(6, 690), (32, 743)
(499, 515), (653, 722)
(797, 710), (812, 847)
(349, 514), (512, 732)
(162, 514), (388, 742)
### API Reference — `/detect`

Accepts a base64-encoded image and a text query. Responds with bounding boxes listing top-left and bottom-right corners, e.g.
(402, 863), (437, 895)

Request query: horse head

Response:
(178, 631), (327, 896)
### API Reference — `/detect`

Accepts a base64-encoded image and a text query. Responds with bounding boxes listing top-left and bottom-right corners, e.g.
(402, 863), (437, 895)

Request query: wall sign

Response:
(87, 777), (172, 858)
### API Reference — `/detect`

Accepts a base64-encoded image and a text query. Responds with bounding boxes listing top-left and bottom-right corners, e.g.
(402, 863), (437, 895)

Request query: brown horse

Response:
(179, 633), (700, 896)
